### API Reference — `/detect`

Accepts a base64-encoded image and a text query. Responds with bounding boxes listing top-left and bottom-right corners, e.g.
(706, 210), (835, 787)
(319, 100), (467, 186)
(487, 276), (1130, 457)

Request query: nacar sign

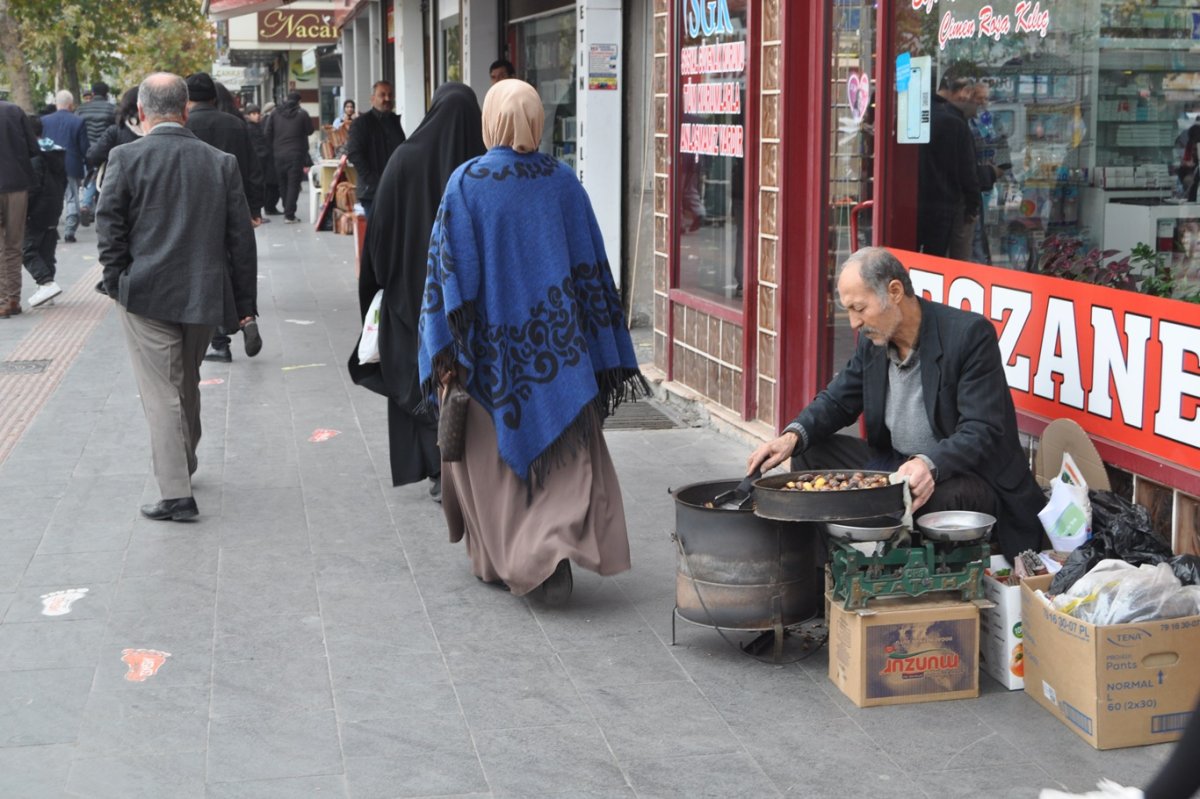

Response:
(900, 251), (1200, 475)
(258, 9), (338, 44)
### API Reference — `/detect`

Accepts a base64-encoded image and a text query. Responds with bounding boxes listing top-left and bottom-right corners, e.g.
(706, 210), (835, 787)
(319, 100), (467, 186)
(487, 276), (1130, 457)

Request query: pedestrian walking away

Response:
(264, 91), (313, 223)
(96, 72), (258, 521)
(418, 78), (647, 603)
(76, 80), (116, 226)
(22, 114), (67, 308)
(349, 82), (485, 501)
(40, 91), (90, 244)
(258, 101), (281, 214)
(0, 99), (40, 318)
(345, 80), (405, 220)
(183, 72), (265, 362)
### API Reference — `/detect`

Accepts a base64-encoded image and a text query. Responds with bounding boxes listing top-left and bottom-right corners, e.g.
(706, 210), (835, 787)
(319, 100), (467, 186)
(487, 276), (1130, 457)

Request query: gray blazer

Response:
(97, 125), (257, 329)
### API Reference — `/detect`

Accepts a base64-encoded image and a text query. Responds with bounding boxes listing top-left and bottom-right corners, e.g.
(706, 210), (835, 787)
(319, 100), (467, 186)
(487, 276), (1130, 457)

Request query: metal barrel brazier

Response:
(672, 479), (822, 632)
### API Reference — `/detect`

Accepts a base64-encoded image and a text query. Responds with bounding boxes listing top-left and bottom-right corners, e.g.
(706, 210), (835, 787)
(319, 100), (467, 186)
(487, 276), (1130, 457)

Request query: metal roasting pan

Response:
(753, 470), (906, 522)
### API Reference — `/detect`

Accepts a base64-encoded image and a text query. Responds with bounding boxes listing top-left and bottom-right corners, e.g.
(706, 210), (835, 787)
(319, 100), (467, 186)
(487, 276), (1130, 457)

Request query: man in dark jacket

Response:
(345, 80), (405, 218)
(77, 81), (116, 225)
(184, 72), (265, 363)
(41, 90), (90, 244)
(245, 103), (278, 215)
(264, 91), (313, 223)
(1, 99), (40, 318)
(917, 73), (981, 259)
(97, 72), (258, 521)
(22, 115), (67, 308)
(747, 247), (1046, 563)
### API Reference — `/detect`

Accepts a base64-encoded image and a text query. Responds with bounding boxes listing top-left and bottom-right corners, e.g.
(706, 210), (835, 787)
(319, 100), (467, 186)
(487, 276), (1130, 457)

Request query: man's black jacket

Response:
(264, 100), (313, 161)
(28, 147), (67, 230)
(186, 104), (265, 217)
(345, 108), (406, 202)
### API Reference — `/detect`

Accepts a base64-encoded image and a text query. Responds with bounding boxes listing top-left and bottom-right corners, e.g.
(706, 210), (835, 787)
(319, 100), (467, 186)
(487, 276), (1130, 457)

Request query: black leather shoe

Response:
(204, 345), (232, 363)
(241, 320), (262, 357)
(539, 559), (573, 605)
(428, 476), (441, 503)
(140, 497), (198, 521)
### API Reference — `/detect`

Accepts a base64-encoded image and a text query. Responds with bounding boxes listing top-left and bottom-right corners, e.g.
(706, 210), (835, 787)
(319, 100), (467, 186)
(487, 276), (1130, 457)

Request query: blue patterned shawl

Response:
(418, 147), (647, 482)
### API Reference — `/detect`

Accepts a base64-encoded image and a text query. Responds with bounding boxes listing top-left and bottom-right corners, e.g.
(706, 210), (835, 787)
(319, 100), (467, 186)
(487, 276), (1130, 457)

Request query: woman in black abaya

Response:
(348, 83), (486, 495)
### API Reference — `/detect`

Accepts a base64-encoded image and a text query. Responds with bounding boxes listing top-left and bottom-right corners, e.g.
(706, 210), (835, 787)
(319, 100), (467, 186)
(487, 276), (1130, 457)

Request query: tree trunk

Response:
(0, 0), (34, 110)
(64, 42), (80, 103)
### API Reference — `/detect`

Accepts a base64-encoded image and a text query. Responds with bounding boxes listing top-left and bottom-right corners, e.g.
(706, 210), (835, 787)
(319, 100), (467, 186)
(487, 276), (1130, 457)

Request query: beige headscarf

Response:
(481, 79), (544, 153)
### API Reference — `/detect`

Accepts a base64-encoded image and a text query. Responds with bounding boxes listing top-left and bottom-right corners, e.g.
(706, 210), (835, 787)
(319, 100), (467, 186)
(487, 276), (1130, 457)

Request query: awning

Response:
(203, 0), (288, 22)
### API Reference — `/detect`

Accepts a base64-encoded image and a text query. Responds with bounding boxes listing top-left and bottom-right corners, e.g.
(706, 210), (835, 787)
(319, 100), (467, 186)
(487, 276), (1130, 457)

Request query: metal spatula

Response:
(712, 467), (761, 510)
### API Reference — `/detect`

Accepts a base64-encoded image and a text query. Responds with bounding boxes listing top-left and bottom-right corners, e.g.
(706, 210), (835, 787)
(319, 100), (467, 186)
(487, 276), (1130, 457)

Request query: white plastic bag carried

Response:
(357, 290), (383, 364)
(1038, 451), (1091, 551)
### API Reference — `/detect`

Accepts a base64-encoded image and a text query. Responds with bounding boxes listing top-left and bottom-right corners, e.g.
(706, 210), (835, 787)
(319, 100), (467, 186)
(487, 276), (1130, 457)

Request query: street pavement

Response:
(0, 198), (1170, 798)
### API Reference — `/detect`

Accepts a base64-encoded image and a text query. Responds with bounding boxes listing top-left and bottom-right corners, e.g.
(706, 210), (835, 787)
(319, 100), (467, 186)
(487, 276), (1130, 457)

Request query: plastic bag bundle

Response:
(1052, 559), (1200, 625)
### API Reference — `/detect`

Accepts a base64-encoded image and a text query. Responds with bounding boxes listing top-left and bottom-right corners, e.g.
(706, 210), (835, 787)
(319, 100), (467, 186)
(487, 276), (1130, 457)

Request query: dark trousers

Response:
(917, 204), (963, 259)
(211, 326), (232, 351)
(275, 156), (304, 218)
(21, 226), (57, 285)
(263, 181), (280, 212)
(790, 434), (998, 521)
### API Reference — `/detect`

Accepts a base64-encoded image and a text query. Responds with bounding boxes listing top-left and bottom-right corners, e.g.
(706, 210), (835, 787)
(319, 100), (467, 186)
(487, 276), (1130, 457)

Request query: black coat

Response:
(246, 119), (275, 184)
(28, 147), (67, 229)
(348, 83), (484, 486)
(0, 100), (38, 192)
(791, 297), (1045, 562)
(87, 121), (140, 169)
(186, 105), (265, 217)
(345, 107), (406, 202)
(264, 100), (313, 161)
(77, 97), (116, 145)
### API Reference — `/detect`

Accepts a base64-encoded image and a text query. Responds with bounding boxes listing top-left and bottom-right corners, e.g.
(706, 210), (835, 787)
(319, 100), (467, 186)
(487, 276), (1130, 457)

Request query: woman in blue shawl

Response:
(418, 79), (647, 603)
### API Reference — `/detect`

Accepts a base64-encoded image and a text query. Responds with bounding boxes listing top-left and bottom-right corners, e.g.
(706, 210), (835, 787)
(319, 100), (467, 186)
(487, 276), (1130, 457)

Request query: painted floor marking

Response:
(308, 428), (340, 443)
(121, 649), (171, 682)
(40, 588), (89, 616)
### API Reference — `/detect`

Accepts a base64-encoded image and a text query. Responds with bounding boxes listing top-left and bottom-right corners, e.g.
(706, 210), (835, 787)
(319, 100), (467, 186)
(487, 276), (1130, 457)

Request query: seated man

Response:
(747, 246), (1045, 561)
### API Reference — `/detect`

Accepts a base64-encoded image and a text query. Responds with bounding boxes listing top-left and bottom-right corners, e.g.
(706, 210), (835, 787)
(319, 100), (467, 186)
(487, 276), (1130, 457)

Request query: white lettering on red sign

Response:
(934, 1), (1052, 50)
(990, 286), (1033, 393)
(1089, 308), (1151, 427)
(680, 123), (744, 157)
(679, 41), (746, 76)
(1034, 297), (1086, 410)
(682, 81), (742, 115)
(1156, 321), (1200, 448)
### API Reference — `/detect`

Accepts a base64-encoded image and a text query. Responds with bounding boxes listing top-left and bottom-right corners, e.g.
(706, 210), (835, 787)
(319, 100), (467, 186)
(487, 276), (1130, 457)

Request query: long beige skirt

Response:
(440, 398), (632, 596)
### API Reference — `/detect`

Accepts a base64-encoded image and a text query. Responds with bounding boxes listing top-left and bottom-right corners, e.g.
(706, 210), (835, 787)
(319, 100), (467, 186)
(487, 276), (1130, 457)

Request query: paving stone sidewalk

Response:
(0, 204), (1169, 798)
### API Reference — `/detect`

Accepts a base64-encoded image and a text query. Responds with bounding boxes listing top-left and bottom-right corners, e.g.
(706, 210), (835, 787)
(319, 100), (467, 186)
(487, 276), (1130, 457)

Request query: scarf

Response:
(481, 79), (543, 153)
(418, 146), (647, 483)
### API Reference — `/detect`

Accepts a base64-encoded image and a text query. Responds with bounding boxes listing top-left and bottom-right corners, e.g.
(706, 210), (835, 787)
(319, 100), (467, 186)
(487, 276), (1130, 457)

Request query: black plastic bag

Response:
(1048, 490), (1176, 594)
(1169, 554), (1200, 587)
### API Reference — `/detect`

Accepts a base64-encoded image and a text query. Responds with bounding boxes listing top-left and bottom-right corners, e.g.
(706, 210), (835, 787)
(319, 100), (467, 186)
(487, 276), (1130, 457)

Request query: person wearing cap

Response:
(77, 81), (116, 226)
(263, 91), (313, 223)
(184, 72), (265, 363)
(41, 90), (90, 244)
(345, 80), (405, 219)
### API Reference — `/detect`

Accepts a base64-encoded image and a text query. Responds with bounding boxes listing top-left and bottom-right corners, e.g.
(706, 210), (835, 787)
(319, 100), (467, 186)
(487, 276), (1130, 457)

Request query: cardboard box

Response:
(1021, 574), (1200, 749)
(828, 594), (980, 708)
(980, 555), (1025, 691)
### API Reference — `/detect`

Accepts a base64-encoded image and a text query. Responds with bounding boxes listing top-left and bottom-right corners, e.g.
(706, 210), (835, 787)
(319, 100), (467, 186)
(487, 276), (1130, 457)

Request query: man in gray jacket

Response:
(97, 72), (258, 521)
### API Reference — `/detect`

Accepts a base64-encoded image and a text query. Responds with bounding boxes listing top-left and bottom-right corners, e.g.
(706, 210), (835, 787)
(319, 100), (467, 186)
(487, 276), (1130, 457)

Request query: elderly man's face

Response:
(371, 84), (394, 113)
(837, 263), (904, 347)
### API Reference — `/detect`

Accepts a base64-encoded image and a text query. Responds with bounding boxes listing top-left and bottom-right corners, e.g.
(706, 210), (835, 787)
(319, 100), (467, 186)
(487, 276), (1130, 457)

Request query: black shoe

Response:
(204, 345), (232, 363)
(538, 559), (573, 605)
(428, 476), (441, 503)
(265, 207), (282, 215)
(241, 320), (262, 357)
(80, 207), (94, 226)
(140, 497), (198, 521)
(63, 234), (77, 243)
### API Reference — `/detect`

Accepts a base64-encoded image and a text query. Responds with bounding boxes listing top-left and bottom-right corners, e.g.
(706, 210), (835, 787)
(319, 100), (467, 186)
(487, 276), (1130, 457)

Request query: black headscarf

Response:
(350, 82), (486, 409)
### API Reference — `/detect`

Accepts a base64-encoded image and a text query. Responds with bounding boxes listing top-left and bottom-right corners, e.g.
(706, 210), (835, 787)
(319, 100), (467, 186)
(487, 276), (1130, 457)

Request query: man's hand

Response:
(747, 432), (799, 476)
(239, 315), (255, 328)
(251, 216), (263, 228)
(896, 457), (935, 511)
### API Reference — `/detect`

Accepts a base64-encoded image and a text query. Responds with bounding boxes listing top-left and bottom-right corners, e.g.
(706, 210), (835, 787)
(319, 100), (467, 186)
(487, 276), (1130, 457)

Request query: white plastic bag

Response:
(1052, 560), (1200, 624)
(358, 290), (383, 364)
(1038, 451), (1091, 551)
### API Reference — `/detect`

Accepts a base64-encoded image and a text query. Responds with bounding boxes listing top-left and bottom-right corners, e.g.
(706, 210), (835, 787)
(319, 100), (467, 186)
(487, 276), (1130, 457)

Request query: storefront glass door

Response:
(826, 0), (877, 375)
(510, 7), (577, 168)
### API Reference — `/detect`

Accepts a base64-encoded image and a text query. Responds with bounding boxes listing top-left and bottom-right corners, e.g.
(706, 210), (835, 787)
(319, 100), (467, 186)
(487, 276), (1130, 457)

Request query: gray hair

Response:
(138, 73), (188, 120)
(841, 247), (914, 301)
(55, 90), (74, 108)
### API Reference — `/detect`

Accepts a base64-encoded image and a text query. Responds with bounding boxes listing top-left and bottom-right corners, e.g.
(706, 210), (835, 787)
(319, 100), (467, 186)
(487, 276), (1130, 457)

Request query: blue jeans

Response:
(81, 177), (98, 212)
(62, 177), (80, 237)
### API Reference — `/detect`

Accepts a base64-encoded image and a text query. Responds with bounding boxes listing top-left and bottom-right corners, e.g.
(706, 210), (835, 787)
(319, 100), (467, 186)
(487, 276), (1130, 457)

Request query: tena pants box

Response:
(1021, 574), (1200, 749)
(980, 555), (1025, 690)
(828, 594), (979, 708)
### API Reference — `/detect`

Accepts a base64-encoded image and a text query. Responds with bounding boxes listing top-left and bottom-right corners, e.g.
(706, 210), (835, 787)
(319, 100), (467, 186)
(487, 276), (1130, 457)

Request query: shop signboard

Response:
(900, 250), (1200, 483)
(678, 0), (745, 160)
(257, 9), (339, 45)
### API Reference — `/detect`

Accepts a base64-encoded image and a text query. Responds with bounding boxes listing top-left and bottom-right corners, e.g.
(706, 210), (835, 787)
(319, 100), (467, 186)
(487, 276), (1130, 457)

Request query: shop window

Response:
(510, 8), (577, 169)
(673, 0), (750, 309)
(888, 1), (1200, 303)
